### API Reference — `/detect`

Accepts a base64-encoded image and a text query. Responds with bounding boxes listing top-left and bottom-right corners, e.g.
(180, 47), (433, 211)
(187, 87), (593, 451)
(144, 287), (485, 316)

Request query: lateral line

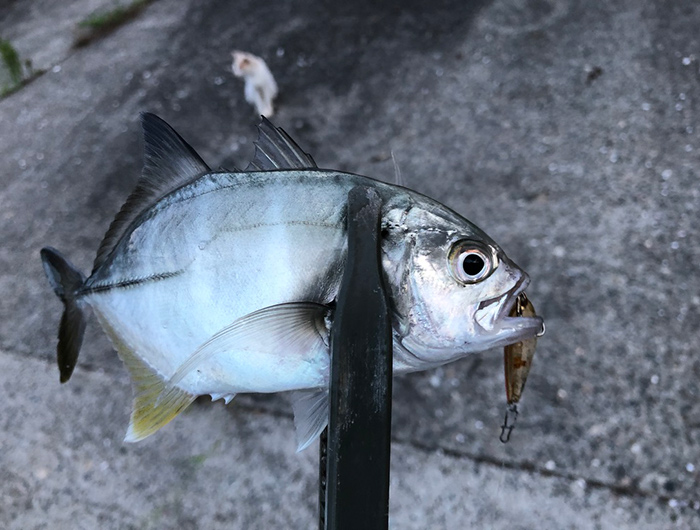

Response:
(80, 270), (183, 295)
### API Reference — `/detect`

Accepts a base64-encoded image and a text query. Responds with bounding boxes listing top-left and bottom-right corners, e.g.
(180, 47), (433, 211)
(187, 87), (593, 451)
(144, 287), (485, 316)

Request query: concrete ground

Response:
(1, 0), (699, 528)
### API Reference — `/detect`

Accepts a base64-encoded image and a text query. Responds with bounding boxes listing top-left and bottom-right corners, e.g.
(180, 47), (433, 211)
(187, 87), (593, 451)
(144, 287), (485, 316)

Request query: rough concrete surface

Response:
(1, 0), (699, 528)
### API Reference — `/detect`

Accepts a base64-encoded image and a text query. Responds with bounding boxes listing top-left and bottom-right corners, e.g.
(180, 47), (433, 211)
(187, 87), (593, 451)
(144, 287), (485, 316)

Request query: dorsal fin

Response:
(92, 113), (210, 272)
(244, 117), (317, 171)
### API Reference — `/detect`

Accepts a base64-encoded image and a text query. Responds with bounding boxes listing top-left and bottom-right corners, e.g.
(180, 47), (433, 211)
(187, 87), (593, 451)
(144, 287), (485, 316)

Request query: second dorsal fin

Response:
(93, 113), (211, 272)
(245, 117), (317, 171)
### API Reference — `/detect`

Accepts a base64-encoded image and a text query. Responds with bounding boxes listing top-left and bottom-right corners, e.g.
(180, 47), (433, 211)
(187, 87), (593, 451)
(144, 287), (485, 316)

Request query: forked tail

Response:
(40, 247), (87, 383)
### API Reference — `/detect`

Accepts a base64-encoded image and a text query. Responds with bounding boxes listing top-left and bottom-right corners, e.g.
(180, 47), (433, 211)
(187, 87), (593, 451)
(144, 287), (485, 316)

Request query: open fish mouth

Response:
(475, 274), (529, 327)
(474, 275), (543, 346)
(497, 274), (530, 322)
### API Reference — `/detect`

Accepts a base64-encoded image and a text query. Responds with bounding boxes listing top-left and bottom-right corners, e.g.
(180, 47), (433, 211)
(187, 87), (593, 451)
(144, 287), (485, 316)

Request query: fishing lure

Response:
(500, 292), (542, 443)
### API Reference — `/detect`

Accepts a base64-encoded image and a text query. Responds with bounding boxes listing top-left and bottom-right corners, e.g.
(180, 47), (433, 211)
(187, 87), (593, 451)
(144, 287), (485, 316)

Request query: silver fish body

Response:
(41, 114), (543, 450)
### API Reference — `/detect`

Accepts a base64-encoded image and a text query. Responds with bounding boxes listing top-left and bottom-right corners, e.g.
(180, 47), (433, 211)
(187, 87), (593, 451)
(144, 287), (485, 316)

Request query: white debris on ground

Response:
(231, 50), (278, 117)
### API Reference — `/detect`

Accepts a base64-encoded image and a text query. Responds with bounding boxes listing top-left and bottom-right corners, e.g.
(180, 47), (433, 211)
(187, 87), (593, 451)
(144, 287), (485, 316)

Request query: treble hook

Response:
(499, 403), (519, 443)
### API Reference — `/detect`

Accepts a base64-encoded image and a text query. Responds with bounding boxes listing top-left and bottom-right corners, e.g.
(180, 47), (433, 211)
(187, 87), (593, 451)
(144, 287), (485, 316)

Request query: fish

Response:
(499, 292), (541, 443)
(40, 113), (544, 451)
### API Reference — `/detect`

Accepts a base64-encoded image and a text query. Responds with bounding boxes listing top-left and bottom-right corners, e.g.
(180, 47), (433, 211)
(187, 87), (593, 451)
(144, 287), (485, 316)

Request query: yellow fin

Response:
(93, 311), (196, 442)
(119, 343), (195, 442)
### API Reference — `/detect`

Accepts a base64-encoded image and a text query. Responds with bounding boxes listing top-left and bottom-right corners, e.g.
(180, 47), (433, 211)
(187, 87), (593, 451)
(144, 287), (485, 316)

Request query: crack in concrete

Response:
(224, 397), (700, 511)
(0, 0), (161, 101)
(73, 0), (158, 49)
(394, 438), (698, 510)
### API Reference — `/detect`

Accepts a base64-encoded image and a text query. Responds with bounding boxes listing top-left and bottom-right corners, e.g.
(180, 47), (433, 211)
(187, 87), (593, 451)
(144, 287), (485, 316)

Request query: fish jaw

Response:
(398, 304), (543, 366)
(478, 315), (544, 350)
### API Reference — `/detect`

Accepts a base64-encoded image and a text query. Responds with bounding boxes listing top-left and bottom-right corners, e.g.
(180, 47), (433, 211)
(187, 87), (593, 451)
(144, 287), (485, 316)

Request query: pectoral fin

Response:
(168, 302), (332, 388)
(152, 302), (332, 445)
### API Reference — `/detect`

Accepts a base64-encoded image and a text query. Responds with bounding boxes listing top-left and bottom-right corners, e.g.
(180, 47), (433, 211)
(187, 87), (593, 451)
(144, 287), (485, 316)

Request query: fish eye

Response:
(448, 240), (497, 284)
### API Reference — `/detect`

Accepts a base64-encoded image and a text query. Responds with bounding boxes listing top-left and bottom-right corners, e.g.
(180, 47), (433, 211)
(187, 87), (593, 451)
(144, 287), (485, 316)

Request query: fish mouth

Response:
(498, 274), (530, 321)
(474, 274), (543, 346)
(475, 274), (529, 327)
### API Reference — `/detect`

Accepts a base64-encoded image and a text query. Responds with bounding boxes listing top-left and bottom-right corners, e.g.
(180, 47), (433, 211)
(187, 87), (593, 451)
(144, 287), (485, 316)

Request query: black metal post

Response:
(318, 428), (328, 530)
(320, 186), (393, 530)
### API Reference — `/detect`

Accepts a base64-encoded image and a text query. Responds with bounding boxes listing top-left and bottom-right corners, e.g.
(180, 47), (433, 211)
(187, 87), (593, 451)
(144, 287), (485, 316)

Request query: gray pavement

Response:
(1, 0), (699, 528)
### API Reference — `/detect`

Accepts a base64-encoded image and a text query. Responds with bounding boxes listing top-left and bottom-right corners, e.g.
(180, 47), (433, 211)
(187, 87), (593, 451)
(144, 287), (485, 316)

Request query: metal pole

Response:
(318, 428), (328, 530)
(321, 186), (393, 530)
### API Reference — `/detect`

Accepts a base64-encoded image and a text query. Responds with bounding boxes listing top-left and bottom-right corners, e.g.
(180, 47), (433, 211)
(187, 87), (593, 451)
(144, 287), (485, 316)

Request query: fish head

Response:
(382, 197), (543, 366)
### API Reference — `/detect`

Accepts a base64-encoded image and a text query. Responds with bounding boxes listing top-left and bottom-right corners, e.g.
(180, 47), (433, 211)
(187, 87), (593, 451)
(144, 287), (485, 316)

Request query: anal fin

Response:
(118, 342), (196, 442)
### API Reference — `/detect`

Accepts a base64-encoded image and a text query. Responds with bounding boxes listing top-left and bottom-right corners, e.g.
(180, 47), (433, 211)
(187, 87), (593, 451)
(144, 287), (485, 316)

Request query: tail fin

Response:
(40, 247), (87, 383)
